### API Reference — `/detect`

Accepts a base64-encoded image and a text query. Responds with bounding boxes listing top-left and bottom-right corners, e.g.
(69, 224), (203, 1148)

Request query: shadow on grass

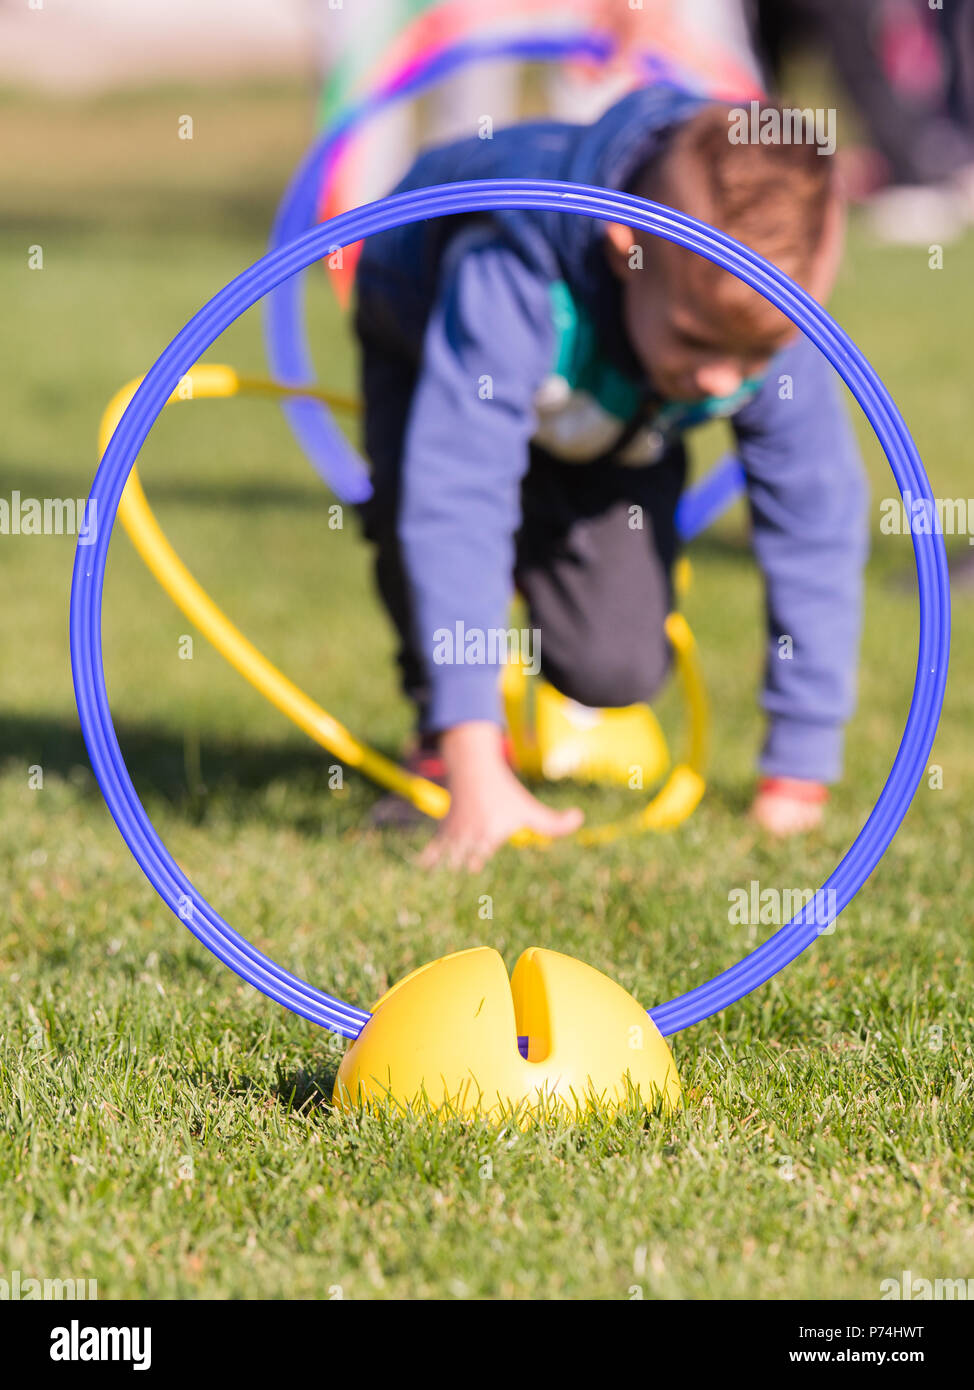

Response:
(274, 1060), (342, 1115)
(4, 704), (740, 843)
(4, 460), (342, 514)
(4, 709), (740, 827)
(170, 1059), (341, 1118)
(1, 712), (388, 823)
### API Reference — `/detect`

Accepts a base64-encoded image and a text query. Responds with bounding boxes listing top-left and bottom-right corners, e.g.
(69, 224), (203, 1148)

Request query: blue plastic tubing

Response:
(265, 29), (617, 504)
(265, 25), (744, 528)
(674, 453), (745, 540)
(71, 179), (950, 1038)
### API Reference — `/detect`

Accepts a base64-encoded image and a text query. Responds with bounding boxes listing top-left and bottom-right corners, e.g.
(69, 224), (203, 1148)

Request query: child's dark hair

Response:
(632, 102), (838, 342)
(664, 103), (836, 274)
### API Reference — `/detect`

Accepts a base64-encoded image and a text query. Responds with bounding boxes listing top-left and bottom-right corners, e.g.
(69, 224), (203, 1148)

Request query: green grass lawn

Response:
(1, 81), (972, 1301)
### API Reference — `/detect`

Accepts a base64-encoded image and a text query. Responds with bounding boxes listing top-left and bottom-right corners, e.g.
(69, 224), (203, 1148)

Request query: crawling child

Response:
(353, 87), (867, 870)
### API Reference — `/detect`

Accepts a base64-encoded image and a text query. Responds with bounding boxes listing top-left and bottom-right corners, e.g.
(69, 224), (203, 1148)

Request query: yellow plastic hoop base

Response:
(333, 946), (681, 1122)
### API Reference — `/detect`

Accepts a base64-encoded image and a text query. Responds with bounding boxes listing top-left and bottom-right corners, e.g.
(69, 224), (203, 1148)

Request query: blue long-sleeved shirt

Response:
(355, 84), (868, 782)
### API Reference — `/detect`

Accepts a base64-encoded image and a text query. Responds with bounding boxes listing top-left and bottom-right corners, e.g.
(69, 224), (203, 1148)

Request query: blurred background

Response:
(6, 0), (974, 235)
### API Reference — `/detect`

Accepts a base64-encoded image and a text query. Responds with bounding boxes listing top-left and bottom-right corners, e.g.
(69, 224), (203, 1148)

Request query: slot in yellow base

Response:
(334, 946), (681, 1122)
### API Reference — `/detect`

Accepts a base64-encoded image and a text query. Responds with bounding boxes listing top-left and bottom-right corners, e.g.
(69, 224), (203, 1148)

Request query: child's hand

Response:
(750, 776), (828, 837)
(418, 722), (583, 872)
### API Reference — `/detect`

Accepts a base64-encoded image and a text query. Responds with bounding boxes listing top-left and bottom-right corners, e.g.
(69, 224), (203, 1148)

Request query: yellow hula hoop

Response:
(101, 365), (709, 845)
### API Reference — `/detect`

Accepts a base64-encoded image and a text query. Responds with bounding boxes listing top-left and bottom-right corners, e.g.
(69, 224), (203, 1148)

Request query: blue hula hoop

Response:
(72, 179), (950, 1038)
(265, 25), (745, 531)
(264, 29), (616, 505)
(675, 453), (746, 540)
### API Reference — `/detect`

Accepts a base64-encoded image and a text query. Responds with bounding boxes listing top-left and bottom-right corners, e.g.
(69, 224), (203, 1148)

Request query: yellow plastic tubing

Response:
(100, 365), (709, 845)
